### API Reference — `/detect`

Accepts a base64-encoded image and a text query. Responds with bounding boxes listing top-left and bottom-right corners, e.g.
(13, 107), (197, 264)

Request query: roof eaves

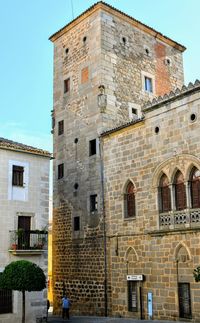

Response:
(143, 80), (200, 112)
(49, 1), (186, 52)
(101, 117), (144, 137)
(0, 138), (51, 158)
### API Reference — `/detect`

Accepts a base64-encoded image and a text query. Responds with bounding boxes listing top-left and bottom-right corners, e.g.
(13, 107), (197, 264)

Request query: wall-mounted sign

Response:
(147, 292), (153, 319)
(127, 275), (144, 281)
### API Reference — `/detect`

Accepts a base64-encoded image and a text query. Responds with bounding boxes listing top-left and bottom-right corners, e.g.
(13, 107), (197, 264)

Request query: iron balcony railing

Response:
(9, 230), (47, 251)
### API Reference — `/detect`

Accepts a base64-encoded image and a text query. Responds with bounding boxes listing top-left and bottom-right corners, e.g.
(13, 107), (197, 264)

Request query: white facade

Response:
(0, 141), (50, 323)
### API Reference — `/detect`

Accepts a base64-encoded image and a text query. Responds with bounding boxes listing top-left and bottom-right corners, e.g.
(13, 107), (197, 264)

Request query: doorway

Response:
(18, 216), (31, 249)
(178, 282), (192, 319)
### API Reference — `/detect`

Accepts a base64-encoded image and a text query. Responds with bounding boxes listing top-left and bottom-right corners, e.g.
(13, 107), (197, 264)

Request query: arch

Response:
(189, 166), (200, 208)
(158, 173), (171, 212)
(123, 180), (136, 218)
(174, 170), (187, 211)
(123, 178), (137, 194)
(152, 154), (200, 188)
(171, 166), (185, 184)
(125, 246), (139, 262)
(174, 242), (191, 262)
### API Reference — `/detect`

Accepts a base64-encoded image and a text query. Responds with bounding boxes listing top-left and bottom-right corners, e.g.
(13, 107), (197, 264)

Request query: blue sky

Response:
(0, 0), (199, 152)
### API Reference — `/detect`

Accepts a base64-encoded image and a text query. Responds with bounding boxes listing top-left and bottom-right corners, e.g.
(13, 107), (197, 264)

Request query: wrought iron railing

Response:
(9, 230), (47, 251)
(159, 208), (200, 230)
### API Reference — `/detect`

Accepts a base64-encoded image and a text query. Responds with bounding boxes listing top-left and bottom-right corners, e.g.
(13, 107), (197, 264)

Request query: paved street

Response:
(47, 315), (181, 323)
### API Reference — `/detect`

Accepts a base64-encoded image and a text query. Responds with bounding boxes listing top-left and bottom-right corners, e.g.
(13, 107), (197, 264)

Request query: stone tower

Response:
(50, 1), (185, 316)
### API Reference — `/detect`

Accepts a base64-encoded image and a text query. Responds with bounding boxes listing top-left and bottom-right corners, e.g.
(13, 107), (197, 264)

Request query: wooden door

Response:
(178, 283), (192, 319)
(18, 216), (31, 249)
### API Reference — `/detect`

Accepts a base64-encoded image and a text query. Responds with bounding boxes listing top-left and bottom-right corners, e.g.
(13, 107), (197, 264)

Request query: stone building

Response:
(49, 1), (200, 320)
(0, 138), (50, 323)
(101, 81), (200, 320)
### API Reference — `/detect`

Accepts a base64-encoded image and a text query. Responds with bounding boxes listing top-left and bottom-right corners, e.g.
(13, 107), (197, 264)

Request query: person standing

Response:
(62, 295), (71, 320)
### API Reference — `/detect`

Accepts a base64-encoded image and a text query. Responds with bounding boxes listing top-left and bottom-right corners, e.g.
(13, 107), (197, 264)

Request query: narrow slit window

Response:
(64, 78), (70, 93)
(58, 163), (64, 179)
(89, 139), (96, 156)
(58, 120), (64, 135)
(90, 194), (98, 212)
(74, 216), (80, 231)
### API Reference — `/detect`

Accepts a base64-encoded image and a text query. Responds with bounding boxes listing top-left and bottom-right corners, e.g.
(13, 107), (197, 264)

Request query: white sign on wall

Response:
(127, 275), (144, 281)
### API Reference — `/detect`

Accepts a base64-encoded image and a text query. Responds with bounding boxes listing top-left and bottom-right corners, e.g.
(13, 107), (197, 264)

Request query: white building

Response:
(0, 138), (51, 323)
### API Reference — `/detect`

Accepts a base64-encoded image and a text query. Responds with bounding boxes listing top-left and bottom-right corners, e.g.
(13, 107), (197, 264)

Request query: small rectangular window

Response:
(0, 287), (12, 314)
(128, 281), (137, 312)
(12, 165), (24, 186)
(58, 163), (64, 179)
(90, 194), (98, 212)
(64, 78), (70, 93)
(89, 139), (96, 156)
(144, 76), (153, 93)
(74, 216), (80, 231)
(58, 120), (64, 135)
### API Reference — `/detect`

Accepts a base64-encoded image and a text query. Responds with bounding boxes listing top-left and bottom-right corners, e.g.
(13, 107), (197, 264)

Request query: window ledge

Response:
(8, 249), (46, 256)
(124, 216), (136, 221)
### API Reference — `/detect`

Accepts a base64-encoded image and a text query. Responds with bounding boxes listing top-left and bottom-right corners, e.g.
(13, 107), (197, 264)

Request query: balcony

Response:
(159, 208), (200, 231)
(9, 230), (48, 256)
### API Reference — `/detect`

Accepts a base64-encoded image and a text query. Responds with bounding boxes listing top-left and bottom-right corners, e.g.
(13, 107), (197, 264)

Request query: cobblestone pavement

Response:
(47, 315), (181, 323)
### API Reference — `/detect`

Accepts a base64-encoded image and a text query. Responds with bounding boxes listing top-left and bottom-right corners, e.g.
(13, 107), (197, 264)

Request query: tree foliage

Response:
(0, 260), (46, 291)
(193, 266), (200, 282)
(0, 260), (46, 323)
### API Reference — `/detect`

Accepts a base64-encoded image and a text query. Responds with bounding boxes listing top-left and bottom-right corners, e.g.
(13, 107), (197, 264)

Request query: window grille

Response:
(0, 288), (12, 314)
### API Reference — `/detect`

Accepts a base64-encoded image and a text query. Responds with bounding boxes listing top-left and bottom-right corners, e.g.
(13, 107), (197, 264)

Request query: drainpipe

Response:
(99, 136), (108, 317)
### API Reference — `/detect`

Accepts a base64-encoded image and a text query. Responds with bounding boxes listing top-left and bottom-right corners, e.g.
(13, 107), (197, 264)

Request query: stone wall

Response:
(100, 9), (184, 128)
(52, 202), (107, 315)
(102, 88), (200, 320)
(51, 2), (186, 318)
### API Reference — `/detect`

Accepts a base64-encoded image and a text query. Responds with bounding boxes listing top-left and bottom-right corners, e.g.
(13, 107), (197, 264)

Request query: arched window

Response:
(174, 171), (186, 210)
(124, 182), (136, 218)
(190, 167), (200, 208)
(159, 174), (171, 212)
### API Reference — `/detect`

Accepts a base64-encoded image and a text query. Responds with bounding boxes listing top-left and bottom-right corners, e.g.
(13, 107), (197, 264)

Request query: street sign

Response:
(127, 274), (144, 281)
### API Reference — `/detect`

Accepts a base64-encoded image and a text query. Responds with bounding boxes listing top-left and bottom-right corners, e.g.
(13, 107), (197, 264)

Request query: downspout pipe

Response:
(99, 136), (108, 317)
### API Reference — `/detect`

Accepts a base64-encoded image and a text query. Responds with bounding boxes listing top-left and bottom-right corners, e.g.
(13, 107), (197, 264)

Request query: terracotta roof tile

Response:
(0, 137), (51, 157)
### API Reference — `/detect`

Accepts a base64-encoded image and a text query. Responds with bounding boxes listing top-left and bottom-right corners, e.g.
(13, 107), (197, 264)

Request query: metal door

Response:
(178, 282), (192, 319)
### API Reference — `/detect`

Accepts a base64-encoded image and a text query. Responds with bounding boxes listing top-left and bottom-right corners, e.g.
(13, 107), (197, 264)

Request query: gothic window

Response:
(190, 167), (200, 208)
(174, 171), (186, 211)
(159, 174), (171, 212)
(124, 182), (136, 218)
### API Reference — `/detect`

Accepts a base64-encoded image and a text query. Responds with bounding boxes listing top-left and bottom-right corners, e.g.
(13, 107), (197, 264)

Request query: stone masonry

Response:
(50, 1), (186, 318)
(101, 83), (200, 320)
